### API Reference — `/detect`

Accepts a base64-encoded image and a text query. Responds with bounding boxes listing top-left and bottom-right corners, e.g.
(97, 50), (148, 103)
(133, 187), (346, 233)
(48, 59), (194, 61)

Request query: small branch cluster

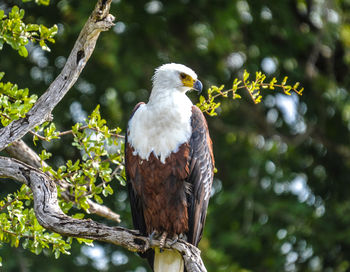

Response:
(36, 106), (125, 214)
(0, 5), (57, 57)
(0, 72), (38, 126)
(0, 184), (72, 258)
(5, 139), (121, 223)
(197, 70), (304, 116)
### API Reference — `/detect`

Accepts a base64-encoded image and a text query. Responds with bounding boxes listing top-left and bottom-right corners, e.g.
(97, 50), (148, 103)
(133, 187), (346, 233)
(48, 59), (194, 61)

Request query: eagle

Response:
(125, 63), (214, 272)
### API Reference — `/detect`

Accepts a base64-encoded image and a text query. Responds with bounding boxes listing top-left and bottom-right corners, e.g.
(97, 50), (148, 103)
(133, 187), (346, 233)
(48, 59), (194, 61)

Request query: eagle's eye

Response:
(180, 73), (187, 79)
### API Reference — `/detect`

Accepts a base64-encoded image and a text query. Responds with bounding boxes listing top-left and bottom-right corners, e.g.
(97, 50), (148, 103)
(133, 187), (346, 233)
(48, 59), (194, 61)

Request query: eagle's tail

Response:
(154, 248), (184, 272)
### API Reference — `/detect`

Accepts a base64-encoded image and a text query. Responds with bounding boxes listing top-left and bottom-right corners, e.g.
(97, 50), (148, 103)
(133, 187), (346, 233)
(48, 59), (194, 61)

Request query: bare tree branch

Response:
(5, 140), (121, 223)
(0, 0), (115, 151)
(0, 156), (207, 272)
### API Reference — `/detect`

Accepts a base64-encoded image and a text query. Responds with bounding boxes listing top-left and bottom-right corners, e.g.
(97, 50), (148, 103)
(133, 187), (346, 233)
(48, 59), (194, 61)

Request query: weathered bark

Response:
(0, 157), (207, 272)
(5, 140), (121, 223)
(0, 0), (114, 151)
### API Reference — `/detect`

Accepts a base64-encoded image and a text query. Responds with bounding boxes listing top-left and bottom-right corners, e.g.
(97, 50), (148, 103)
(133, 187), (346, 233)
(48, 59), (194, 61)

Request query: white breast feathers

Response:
(128, 91), (193, 163)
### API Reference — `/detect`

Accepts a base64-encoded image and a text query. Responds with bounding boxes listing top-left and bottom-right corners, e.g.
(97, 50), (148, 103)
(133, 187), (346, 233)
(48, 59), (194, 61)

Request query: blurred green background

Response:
(1, 0), (350, 271)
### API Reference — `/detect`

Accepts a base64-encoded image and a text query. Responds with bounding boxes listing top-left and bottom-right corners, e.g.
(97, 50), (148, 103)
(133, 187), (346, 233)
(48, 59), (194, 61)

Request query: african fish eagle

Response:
(125, 63), (214, 272)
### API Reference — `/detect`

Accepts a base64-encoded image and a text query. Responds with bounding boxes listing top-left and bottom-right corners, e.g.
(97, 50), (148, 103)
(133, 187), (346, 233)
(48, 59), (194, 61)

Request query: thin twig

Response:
(59, 125), (124, 138)
(0, 112), (11, 120)
(29, 130), (46, 141)
(1, 228), (34, 240)
(29, 125), (125, 142)
(0, 198), (18, 212)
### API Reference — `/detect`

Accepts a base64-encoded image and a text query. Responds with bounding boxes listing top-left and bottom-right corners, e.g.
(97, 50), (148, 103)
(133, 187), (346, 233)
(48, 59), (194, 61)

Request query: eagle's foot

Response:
(169, 234), (178, 246)
(179, 233), (187, 240)
(159, 231), (168, 250)
(149, 230), (159, 246)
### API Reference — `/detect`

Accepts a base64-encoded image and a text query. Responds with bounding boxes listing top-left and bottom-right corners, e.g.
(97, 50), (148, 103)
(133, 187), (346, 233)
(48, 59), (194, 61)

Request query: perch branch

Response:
(0, 0), (115, 151)
(0, 156), (207, 272)
(5, 140), (120, 223)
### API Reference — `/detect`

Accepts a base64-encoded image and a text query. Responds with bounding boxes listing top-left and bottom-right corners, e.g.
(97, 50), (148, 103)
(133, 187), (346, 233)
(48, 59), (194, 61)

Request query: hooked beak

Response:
(193, 80), (203, 94)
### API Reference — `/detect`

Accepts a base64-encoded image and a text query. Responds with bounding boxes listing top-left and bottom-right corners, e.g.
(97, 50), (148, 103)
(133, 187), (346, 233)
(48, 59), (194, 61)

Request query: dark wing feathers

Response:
(125, 103), (155, 266)
(126, 102), (146, 235)
(187, 106), (214, 246)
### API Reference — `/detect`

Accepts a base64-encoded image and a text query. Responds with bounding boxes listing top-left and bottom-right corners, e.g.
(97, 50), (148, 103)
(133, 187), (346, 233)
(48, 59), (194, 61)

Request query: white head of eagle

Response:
(128, 63), (203, 163)
(151, 63), (202, 94)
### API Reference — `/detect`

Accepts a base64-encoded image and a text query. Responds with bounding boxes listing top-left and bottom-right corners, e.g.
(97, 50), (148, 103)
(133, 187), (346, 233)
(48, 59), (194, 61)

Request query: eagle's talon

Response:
(149, 230), (159, 246)
(169, 234), (178, 246)
(178, 233), (187, 241)
(159, 231), (168, 249)
(142, 240), (149, 253)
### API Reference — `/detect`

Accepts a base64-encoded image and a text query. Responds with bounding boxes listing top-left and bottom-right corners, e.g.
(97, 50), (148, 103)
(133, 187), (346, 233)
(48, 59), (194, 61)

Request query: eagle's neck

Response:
(128, 88), (193, 163)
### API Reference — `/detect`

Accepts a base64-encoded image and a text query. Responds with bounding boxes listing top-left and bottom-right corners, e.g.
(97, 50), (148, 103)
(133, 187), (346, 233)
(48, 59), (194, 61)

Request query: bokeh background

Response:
(1, 0), (350, 271)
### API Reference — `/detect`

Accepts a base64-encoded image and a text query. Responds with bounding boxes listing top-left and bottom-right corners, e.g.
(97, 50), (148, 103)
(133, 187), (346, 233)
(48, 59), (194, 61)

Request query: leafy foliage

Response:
(0, 105), (122, 259)
(0, 0), (56, 129)
(36, 106), (125, 213)
(0, 185), (72, 259)
(0, 5), (57, 57)
(22, 0), (50, 6)
(0, 72), (37, 126)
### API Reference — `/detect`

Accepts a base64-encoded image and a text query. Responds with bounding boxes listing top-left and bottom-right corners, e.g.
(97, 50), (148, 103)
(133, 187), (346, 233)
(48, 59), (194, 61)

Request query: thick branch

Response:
(0, 0), (115, 151)
(0, 156), (207, 272)
(5, 140), (120, 223)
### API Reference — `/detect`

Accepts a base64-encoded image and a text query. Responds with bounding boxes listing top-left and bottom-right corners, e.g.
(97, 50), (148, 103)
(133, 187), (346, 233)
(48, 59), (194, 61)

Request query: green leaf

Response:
(243, 70), (250, 82)
(293, 82), (300, 90)
(18, 46), (28, 57)
(38, 0), (50, 6)
(102, 185), (114, 197)
(54, 250), (61, 259)
(72, 213), (85, 219)
(0, 5), (56, 55)
(93, 194), (103, 204)
(39, 40), (50, 52)
(116, 175), (126, 186)
(26, 24), (39, 32)
(79, 198), (90, 211)
(282, 76), (288, 86)
(76, 238), (93, 246)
